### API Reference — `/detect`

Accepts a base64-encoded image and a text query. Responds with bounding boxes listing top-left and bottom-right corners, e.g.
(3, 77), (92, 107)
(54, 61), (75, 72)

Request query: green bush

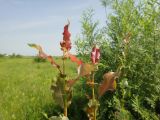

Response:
(100, 0), (160, 119)
(34, 57), (46, 63)
(9, 53), (22, 58)
(75, 0), (160, 119)
(0, 53), (6, 57)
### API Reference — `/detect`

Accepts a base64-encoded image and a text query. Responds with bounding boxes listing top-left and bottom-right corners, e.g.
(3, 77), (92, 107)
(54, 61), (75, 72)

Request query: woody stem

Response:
(63, 52), (65, 75)
(92, 72), (96, 120)
(62, 52), (67, 117)
(92, 72), (95, 100)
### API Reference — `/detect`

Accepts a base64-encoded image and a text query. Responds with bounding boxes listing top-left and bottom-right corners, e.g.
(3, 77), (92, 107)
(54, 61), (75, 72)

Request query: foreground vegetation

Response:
(0, 0), (160, 120)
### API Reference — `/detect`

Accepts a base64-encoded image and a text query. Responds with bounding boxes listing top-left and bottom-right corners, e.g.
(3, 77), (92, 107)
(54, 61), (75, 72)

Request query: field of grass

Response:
(0, 57), (77, 120)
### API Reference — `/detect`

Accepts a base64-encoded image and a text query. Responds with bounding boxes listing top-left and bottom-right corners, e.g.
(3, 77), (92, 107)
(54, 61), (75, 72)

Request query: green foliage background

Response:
(0, 0), (160, 120)
(75, 0), (160, 119)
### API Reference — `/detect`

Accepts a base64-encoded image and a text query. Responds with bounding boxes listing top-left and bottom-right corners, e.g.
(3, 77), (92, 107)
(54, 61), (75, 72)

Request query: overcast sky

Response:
(0, 0), (108, 56)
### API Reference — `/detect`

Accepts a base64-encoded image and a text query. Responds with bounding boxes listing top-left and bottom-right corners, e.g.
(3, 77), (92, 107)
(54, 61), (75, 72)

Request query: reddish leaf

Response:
(28, 43), (60, 70)
(78, 63), (94, 77)
(91, 45), (100, 64)
(68, 54), (83, 65)
(47, 56), (60, 68)
(38, 51), (47, 59)
(98, 72), (118, 97)
(85, 106), (94, 119)
(28, 43), (47, 59)
(66, 79), (77, 88)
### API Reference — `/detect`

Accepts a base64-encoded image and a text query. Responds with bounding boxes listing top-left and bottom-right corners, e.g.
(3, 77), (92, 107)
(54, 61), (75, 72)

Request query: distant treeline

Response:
(0, 53), (62, 60)
(0, 53), (22, 58)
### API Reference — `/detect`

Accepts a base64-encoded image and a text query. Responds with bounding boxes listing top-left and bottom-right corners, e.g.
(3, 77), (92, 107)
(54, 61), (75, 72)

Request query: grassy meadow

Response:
(0, 57), (77, 120)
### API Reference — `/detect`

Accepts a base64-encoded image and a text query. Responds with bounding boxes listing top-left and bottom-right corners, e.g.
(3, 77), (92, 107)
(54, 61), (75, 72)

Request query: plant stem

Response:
(92, 73), (95, 99)
(62, 51), (67, 117)
(92, 72), (96, 120)
(63, 52), (65, 75)
(64, 98), (67, 116)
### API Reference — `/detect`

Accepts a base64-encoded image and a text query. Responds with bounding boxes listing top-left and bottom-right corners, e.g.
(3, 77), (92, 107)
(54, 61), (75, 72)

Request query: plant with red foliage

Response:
(28, 21), (122, 120)
(28, 21), (82, 119)
(60, 21), (72, 52)
(79, 44), (119, 120)
(91, 45), (100, 64)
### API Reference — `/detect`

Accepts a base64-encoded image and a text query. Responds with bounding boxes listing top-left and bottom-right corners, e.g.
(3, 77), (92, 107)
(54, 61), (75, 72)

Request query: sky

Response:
(0, 0), (108, 56)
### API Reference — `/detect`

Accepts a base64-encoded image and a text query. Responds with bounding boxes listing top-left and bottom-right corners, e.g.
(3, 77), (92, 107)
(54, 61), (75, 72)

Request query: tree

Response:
(75, 8), (104, 62)
(98, 0), (160, 119)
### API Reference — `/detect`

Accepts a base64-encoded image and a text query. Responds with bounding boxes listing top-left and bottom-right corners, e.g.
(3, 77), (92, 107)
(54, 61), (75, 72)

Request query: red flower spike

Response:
(60, 22), (72, 51)
(63, 24), (71, 41)
(91, 45), (100, 64)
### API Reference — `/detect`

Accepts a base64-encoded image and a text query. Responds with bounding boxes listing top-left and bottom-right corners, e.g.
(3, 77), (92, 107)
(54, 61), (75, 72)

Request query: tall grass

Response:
(0, 57), (77, 120)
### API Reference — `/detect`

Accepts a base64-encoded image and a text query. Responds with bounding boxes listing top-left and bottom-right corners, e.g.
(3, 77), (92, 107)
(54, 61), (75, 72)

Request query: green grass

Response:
(0, 57), (77, 120)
